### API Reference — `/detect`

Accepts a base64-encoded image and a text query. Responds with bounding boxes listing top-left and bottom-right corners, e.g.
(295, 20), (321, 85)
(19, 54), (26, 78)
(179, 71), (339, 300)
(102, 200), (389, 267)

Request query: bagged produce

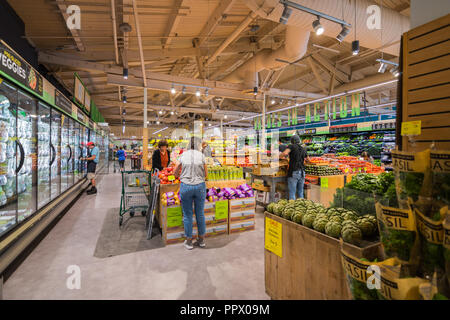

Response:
(444, 215), (450, 289)
(413, 204), (447, 278)
(375, 203), (420, 269)
(341, 244), (399, 300)
(377, 264), (428, 300)
(430, 150), (450, 206)
(391, 149), (431, 209)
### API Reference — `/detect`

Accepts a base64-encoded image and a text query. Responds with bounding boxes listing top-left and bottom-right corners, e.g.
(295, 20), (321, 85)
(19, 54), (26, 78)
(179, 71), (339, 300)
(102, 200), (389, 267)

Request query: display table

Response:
(250, 174), (287, 206)
(264, 212), (380, 300)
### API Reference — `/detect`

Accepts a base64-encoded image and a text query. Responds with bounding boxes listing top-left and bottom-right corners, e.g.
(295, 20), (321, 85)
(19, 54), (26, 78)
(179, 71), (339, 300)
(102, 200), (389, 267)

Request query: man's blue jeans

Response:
(287, 170), (305, 200)
(180, 182), (206, 238)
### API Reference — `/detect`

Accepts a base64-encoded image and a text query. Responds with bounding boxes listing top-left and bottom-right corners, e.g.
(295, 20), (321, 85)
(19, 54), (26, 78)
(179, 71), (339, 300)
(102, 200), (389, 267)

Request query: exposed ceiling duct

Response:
(223, 0), (408, 86)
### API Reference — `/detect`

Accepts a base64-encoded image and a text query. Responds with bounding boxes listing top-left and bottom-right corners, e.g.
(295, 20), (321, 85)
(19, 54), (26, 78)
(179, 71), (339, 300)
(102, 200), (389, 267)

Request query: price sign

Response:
(166, 206), (183, 228)
(401, 120), (421, 136)
(168, 175), (175, 181)
(215, 200), (228, 221)
(321, 177), (329, 188)
(265, 217), (282, 257)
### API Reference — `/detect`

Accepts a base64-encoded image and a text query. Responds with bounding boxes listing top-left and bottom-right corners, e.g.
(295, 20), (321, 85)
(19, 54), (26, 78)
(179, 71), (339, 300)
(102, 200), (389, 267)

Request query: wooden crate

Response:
(401, 14), (450, 152)
(264, 212), (380, 300)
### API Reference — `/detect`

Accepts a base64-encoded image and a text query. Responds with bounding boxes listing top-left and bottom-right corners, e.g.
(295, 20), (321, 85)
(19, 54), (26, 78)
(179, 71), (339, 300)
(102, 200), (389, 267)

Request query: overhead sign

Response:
(55, 89), (72, 114)
(84, 90), (91, 113)
(74, 73), (91, 114)
(372, 121), (396, 130)
(329, 124), (358, 133)
(0, 40), (43, 96)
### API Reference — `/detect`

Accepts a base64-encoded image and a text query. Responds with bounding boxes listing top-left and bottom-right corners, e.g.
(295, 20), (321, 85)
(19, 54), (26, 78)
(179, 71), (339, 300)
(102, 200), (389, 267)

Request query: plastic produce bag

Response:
(430, 150), (450, 206)
(444, 215), (450, 289)
(377, 264), (428, 300)
(391, 149), (431, 209)
(375, 203), (420, 270)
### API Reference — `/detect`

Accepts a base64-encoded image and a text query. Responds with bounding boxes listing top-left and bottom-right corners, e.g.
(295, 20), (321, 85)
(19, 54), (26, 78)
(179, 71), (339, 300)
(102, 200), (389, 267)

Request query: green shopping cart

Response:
(119, 170), (151, 226)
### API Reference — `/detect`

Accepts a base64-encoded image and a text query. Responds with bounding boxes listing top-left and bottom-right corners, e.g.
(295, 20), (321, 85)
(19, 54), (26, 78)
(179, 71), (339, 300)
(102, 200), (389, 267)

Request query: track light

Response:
(312, 18), (324, 35)
(123, 68), (128, 79)
(122, 95), (127, 103)
(336, 25), (350, 42)
(171, 85), (176, 95)
(196, 89), (201, 97)
(224, 115), (228, 119)
(391, 67), (400, 77)
(279, 6), (292, 24)
(205, 89), (209, 97)
(156, 121), (160, 125)
(271, 99), (275, 105)
(208, 123), (211, 127)
(159, 110), (163, 115)
(182, 86), (186, 94)
(122, 109), (126, 115)
(378, 63), (387, 73)
(253, 87), (258, 96)
(352, 40), (360, 56)
(170, 111), (174, 115)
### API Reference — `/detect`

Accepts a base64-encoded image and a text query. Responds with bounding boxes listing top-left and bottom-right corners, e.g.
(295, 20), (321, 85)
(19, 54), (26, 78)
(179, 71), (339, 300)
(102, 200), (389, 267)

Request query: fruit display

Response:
(162, 191), (180, 206)
(206, 184), (254, 201)
(305, 164), (342, 176)
(207, 166), (243, 181)
(155, 166), (180, 184)
(266, 198), (378, 245)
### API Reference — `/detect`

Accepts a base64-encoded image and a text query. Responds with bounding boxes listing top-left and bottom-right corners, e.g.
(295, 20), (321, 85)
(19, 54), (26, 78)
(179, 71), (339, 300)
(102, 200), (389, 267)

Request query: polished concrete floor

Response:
(3, 169), (269, 300)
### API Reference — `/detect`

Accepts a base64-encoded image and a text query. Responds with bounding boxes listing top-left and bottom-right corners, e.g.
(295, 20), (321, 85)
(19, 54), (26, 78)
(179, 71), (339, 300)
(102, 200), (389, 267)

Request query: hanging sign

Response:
(292, 107), (298, 125)
(340, 97), (347, 118)
(265, 217), (282, 258)
(84, 90), (91, 113)
(287, 109), (291, 126)
(55, 89), (72, 115)
(314, 103), (320, 122)
(305, 105), (311, 123)
(277, 112), (282, 127)
(351, 93), (361, 117)
(324, 100), (329, 121)
(71, 104), (78, 120)
(74, 75), (85, 105)
(332, 98), (337, 119)
(0, 40), (43, 96)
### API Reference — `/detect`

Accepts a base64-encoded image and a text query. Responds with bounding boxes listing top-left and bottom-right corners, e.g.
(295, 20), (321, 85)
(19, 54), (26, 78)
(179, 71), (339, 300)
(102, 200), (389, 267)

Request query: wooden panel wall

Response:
(402, 14), (450, 151)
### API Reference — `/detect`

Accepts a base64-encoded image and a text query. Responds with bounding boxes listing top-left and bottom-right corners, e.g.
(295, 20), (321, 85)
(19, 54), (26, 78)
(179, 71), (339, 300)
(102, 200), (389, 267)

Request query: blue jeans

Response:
(180, 182), (206, 238)
(288, 170), (305, 200)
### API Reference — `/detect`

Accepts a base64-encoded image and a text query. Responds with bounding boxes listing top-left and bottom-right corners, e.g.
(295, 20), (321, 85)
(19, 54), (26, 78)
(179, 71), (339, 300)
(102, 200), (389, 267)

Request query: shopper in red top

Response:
(152, 139), (171, 173)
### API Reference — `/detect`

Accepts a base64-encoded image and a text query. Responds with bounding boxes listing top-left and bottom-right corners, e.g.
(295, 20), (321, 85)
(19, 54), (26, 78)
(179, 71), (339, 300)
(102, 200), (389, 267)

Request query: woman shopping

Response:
(152, 139), (171, 172)
(174, 137), (208, 250)
(116, 146), (126, 171)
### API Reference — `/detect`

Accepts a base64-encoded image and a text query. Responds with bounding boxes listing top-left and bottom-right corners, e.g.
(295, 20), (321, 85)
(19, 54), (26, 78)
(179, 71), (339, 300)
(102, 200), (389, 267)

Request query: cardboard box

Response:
(229, 219), (255, 234)
(229, 197), (256, 212)
(229, 209), (255, 222)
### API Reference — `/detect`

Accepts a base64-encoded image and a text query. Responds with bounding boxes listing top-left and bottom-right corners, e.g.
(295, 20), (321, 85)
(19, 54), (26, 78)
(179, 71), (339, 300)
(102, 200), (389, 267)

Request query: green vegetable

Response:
(342, 225), (362, 245)
(325, 221), (342, 238)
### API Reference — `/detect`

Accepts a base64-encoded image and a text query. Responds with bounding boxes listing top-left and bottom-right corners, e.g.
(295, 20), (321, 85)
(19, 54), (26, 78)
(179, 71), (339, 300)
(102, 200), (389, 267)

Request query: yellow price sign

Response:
(168, 175), (175, 181)
(321, 177), (329, 188)
(265, 217), (282, 257)
(401, 120), (421, 136)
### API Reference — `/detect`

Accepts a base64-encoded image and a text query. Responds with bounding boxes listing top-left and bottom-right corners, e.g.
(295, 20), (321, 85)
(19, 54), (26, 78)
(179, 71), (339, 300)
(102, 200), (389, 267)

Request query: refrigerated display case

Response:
(37, 102), (51, 209)
(50, 109), (61, 201)
(61, 116), (70, 192)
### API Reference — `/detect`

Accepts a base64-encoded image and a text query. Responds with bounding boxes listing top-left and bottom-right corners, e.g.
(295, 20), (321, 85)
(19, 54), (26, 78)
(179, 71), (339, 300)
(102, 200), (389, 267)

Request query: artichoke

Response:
(342, 225), (362, 244)
(313, 218), (328, 233)
(325, 221), (342, 238)
(267, 203), (275, 213)
(273, 204), (282, 216)
(292, 213), (303, 224)
(356, 217), (378, 237)
(282, 206), (296, 220)
(329, 215), (344, 224)
(302, 213), (316, 228)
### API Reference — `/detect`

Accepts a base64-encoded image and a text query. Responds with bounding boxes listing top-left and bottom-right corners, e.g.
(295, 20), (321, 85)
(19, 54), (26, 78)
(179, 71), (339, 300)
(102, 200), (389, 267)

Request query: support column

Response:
(261, 94), (267, 155)
(142, 88), (149, 169)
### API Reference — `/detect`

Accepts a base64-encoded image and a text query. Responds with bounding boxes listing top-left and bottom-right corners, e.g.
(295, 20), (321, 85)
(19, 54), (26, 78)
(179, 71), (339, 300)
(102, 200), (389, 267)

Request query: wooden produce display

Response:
(305, 175), (345, 207)
(228, 197), (256, 234)
(264, 212), (380, 300)
(401, 13), (450, 152)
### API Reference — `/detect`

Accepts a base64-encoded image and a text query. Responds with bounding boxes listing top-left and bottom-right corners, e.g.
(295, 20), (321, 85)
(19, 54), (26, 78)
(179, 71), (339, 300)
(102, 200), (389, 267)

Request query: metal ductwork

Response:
(224, 25), (310, 84)
(225, 0), (409, 85)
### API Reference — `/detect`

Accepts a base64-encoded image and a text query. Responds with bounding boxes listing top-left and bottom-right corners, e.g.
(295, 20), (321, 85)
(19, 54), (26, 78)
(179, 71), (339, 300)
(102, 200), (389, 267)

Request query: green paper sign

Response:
(167, 206), (183, 228)
(305, 105), (311, 123)
(324, 100), (329, 121)
(277, 112), (282, 127)
(215, 200), (228, 221)
(332, 99), (337, 119)
(340, 97), (347, 118)
(314, 103), (320, 122)
(352, 93), (361, 117)
(321, 177), (329, 188)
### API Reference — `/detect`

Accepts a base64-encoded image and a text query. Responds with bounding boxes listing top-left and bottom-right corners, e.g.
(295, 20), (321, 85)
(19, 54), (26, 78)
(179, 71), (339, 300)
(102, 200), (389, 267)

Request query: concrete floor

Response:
(3, 170), (269, 300)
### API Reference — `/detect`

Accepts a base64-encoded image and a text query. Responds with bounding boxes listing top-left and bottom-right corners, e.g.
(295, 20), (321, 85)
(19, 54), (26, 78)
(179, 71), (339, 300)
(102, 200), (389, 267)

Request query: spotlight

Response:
(208, 123), (211, 127)
(196, 89), (201, 97)
(122, 109), (126, 116)
(123, 68), (128, 79)
(156, 121), (160, 125)
(170, 111), (174, 115)
(122, 96), (127, 103)
(170, 85), (176, 95)
(205, 89), (209, 97)
(159, 110), (163, 115)
(279, 6), (292, 25)
(182, 86), (186, 94)
(224, 115), (228, 119)
(352, 40), (360, 56)
(391, 67), (400, 77)
(336, 25), (350, 42)
(378, 63), (387, 73)
(253, 87), (258, 96)
(312, 18), (324, 36)
(271, 99), (275, 105)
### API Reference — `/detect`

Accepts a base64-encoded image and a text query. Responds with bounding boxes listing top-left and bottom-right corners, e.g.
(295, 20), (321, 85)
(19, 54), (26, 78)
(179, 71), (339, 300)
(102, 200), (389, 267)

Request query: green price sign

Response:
(167, 206), (183, 228)
(321, 177), (329, 188)
(215, 200), (229, 221)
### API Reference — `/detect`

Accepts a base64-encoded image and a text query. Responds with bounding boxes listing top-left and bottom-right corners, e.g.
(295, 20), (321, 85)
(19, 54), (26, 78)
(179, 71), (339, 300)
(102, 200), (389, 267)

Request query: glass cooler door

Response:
(0, 81), (17, 236)
(73, 121), (81, 183)
(17, 91), (37, 223)
(37, 103), (51, 208)
(61, 115), (70, 192)
(67, 118), (75, 188)
(50, 109), (61, 200)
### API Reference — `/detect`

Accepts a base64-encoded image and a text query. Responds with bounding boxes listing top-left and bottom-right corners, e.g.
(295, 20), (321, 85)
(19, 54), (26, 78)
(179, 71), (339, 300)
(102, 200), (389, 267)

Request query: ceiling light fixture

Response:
(159, 110), (163, 115)
(391, 67), (400, 77)
(352, 40), (360, 55)
(123, 68), (128, 80)
(312, 18), (324, 35)
(378, 62), (387, 73)
(336, 25), (350, 42)
(171, 85), (176, 95)
(196, 89), (201, 97)
(122, 95), (127, 103)
(224, 115), (228, 119)
(182, 86), (186, 94)
(279, 5), (293, 24)
(170, 111), (174, 115)
(271, 99), (276, 105)
(205, 89), (209, 97)
(253, 87), (258, 96)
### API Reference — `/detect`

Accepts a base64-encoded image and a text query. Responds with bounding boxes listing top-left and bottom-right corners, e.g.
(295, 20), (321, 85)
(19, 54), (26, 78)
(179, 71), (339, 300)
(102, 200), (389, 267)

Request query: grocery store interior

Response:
(0, 0), (449, 301)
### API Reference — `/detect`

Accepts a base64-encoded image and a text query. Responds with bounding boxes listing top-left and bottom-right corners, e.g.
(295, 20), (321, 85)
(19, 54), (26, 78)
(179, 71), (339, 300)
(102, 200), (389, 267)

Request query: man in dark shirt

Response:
(280, 135), (308, 200)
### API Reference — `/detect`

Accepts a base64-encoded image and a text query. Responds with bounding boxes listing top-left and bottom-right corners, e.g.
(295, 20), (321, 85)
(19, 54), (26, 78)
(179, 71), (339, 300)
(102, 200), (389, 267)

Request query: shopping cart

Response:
(119, 170), (151, 226)
(131, 155), (142, 170)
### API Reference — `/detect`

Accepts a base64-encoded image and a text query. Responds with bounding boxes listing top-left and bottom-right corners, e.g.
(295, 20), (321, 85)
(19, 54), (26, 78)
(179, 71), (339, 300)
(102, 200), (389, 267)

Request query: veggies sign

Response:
(0, 40), (43, 96)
